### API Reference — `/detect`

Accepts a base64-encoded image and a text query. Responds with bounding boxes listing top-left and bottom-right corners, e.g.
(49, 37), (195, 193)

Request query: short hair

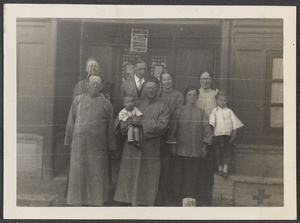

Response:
(145, 75), (159, 85)
(132, 57), (147, 66)
(183, 85), (199, 98)
(87, 73), (104, 83)
(215, 90), (228, 100)
(86, 57), (100, 65)
(199, 67), (213, 79)
(160, 69), (174, 82)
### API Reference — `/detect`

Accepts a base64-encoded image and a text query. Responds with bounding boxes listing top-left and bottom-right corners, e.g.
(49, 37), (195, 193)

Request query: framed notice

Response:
(130, 28), (148, 53)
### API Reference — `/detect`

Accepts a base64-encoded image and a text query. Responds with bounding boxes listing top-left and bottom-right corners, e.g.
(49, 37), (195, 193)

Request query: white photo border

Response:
(3, 4), (297, 220)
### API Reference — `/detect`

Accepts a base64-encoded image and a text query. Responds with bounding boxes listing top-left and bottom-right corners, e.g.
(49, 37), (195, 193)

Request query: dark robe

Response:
(157, 88), (184, 204)
(114, 98), (169, 206)
(158, 88), (184, 121)
(64, 93), (117, 206)
(167, 104), (213, 205)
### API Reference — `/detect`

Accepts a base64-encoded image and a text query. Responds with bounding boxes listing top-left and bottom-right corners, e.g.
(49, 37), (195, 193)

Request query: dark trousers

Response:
(213, 135), (233, 166)
(173, 155), (202, 201)
(156, 142), (174, 205)
(198, 147), (214, 206)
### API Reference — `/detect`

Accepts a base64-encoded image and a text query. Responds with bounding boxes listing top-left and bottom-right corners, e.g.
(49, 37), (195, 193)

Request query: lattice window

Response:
(120, 53), (167, 82)
(150, 55), (167, 80)
(121, 53), (139, 82)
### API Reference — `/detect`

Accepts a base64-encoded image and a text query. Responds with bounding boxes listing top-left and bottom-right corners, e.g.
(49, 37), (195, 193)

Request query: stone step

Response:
(17, 194), (57, 206)
(212, 173), (283, 207)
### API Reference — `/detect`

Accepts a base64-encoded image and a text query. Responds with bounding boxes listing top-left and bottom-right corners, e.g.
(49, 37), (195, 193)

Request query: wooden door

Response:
(115, 49), (176, 109)
(17, 18), (57, 179)
(174, 48), (217, 94)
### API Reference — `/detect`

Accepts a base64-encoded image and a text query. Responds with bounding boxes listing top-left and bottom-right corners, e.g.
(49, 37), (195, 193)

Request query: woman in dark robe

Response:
(156, 70), (184, 205)
(196, 69), (218, 206)
(166, 85), (213, 206)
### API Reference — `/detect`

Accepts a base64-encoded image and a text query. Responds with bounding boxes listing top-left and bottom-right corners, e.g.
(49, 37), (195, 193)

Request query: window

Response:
(120, 52), (167, 82)
(267, 55), (283, 128)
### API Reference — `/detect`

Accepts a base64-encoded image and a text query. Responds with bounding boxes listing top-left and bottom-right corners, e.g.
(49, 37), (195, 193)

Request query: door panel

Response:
(116, 49), (174, 108)
(175, 48), (215, 94)
(116, 48), (216, 105)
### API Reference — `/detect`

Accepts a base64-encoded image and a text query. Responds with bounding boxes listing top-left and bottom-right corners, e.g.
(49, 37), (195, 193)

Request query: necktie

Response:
(137, 79), (142, 91)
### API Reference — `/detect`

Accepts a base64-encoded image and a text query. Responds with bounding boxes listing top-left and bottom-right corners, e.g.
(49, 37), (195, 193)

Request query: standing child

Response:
(118, 96), (143, 148)
(209, 91), (244, 178)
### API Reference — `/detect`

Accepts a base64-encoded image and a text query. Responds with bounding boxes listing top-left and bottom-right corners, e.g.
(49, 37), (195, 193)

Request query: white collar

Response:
(217, 106), (228, 110)
(200, 88), (211, 93)
(134, 75), (145, 84)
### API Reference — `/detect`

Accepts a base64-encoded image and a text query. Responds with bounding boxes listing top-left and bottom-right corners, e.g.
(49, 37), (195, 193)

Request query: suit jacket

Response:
(119, 76), (147, 109)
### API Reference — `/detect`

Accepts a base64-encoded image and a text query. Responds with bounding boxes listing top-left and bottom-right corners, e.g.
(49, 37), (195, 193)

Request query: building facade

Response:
(16, 18), (283, 206)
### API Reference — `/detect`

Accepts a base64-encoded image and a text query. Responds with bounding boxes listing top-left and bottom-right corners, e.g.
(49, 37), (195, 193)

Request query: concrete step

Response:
(17, 176), (67, 207)
(212, 173), (283, 207)
(17, 194), (57, 206)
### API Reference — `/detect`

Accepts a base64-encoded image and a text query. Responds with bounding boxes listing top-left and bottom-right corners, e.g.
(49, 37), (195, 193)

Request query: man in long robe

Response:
(114, 76), (169, 206)
(73, 57), (111, 99)
(65, 74), (117, 206)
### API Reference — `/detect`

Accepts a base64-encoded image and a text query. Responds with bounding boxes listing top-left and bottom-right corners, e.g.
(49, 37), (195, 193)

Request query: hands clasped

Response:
(127, 115), (142, 127)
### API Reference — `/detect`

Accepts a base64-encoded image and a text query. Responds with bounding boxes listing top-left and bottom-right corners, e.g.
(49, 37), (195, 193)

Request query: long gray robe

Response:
(64, 93), (117, 206)
(114, 98), (169, 206)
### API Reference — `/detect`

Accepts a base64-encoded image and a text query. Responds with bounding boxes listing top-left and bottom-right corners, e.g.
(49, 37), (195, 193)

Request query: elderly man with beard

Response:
(65, 74), (117, 206)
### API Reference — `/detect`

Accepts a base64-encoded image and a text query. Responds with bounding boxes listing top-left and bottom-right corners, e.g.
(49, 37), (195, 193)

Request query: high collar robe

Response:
(158, 88), (184, 123)
(114, 99), (169, 206)
(167, 105), (213, 157)
(64, 93), (117, 206)
(196, 88), (217, 117)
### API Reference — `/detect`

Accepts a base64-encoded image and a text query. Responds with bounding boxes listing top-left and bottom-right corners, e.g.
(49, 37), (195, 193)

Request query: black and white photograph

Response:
(3, 4), (296, 220)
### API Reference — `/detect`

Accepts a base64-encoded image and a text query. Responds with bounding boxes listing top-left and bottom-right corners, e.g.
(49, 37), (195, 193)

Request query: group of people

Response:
(64, 56), (243, 207)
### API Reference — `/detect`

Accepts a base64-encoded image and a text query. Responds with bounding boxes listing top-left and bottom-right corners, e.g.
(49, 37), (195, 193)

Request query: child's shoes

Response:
(217, 170), (223, 176)
(222, 172), (228, 179)
(128, 140), (134, 145)
(134, 141), (142, 149)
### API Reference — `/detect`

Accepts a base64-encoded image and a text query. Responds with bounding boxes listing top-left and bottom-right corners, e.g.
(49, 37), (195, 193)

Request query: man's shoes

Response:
(217, 170), (223, 176)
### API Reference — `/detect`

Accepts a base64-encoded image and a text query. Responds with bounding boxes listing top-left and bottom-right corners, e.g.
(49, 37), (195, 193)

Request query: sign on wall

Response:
(130, 28), (148, 53)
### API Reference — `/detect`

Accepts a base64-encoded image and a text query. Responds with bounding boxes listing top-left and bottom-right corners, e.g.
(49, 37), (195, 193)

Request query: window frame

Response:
(264, 50), (283, 133)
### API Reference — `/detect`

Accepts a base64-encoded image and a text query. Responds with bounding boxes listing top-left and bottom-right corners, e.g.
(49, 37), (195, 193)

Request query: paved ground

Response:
(17, 176), (67, 206)
(17, 174), (231, 207)
(17, 175), (125, 206)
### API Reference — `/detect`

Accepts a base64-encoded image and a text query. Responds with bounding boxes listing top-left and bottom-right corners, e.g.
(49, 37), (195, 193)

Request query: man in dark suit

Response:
(119, 57), (148, 109)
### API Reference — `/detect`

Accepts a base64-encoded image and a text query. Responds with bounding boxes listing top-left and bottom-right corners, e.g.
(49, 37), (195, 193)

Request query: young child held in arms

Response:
(209, 91), (244, 178)
(118, 96), (143, 148)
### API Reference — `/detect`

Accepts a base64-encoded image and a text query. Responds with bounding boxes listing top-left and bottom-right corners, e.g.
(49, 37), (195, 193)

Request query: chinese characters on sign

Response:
(130, 28), (148, 53)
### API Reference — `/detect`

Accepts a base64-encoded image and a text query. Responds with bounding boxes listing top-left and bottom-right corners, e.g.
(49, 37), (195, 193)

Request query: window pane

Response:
(154, 65), (163, 80)
(271, 83), (283, 103)
(272, 58), (283, 79)
(270, 107), (283, 128)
